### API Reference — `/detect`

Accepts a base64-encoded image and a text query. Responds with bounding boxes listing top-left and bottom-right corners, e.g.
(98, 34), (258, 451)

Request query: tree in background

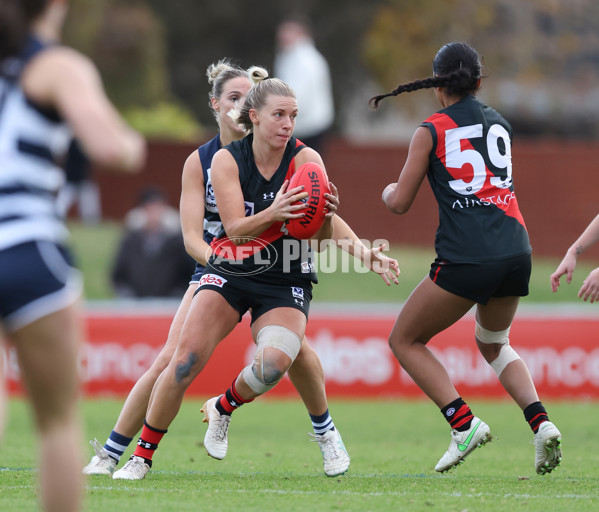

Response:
(63, 0), (599, 141)
(64, 0), (202, 141)
(363, 0), (599, 139)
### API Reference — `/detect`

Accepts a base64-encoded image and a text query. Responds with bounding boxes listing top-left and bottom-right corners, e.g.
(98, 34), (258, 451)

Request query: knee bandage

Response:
(475, 321), (521, 377)
(242, 325), (302, 394)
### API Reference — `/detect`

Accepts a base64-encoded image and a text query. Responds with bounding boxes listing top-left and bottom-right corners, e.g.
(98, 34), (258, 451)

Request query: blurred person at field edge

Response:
(0, 0), (145, 511)
(274, 14), (334, 154)
(85, 59), (396, 481)
(112, 67), (399, 480)
(551, 214), (599, 302)
(110, 186), (194, 298)
(372, 42), (562, 475)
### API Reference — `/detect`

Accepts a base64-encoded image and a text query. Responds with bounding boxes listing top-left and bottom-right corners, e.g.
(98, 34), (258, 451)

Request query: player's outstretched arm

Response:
(551, 214), (599, 293)
(330, 215), (400, 286)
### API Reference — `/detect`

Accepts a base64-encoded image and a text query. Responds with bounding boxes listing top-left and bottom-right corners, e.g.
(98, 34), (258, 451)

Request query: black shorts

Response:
(0, 241), (81, 333)
(195, 270), (312, 324)
(429, 253), (531, 305)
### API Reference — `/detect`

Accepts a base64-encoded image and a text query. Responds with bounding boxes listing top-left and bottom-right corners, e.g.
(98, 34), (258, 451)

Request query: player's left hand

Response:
(579, 267), (599, 303)
(366, 242), (400, 286)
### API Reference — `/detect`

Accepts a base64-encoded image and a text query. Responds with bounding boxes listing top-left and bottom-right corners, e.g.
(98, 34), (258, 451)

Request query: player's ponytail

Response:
(369, 41), (482, 110)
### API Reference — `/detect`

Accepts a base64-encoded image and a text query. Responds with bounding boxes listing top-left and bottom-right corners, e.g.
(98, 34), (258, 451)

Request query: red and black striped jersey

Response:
(421, 95), (531, 262)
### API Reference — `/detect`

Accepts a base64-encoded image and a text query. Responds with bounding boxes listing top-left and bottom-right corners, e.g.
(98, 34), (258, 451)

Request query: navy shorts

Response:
(190, 264), (205, 283)
(0, 241), (82, 333)
(194, 270), (312, 325)
(429, 253), (531, 305)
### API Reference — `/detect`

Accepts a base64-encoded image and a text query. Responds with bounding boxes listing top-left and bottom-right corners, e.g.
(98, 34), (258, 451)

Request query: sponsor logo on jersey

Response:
(263, 192), (275, 200)
(199, 273), (228, 288)
(210, 237), (278, 276)
(451, 191), (516, 210)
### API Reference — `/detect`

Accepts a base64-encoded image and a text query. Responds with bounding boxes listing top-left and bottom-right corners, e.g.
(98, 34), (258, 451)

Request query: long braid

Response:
(369, 70), (473, 110)
(369, 42), (482, 110)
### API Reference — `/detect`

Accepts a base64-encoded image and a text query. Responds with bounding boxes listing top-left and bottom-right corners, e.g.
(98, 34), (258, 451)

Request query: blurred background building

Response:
(63, 0), (599, 142)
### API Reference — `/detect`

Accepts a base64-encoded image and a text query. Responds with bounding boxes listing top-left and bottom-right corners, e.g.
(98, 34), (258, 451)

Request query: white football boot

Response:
(435, 417), (492, 473)
(82, 438), (117, 476)
(201, 396), (231, 460)
(112, 456), (150, 480)
(310, 429), (350, 477)
(534, 421), (562, 475)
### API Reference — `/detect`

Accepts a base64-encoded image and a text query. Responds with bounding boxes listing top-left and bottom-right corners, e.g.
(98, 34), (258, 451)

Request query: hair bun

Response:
(247, 65), (269, 84)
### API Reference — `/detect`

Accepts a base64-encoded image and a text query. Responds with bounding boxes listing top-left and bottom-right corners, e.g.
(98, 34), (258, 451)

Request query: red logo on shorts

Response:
(199, 274), (227, 288)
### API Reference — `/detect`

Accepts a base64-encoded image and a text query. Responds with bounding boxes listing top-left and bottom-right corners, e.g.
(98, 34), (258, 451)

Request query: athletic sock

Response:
(441, 397), (474, 432)
(132, 420), (168, 467)
(310, 409), (336, 435)
(215, 379), (254, 416)
(523, 401), (549, 433)
(103, 430), (133, 463)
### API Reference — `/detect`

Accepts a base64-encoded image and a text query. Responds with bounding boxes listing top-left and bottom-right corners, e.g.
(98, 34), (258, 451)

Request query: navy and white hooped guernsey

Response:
(0, 36), (71, 251)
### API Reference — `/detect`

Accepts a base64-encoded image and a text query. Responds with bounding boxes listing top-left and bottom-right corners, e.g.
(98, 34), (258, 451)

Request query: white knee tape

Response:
(475, 321), (510, 345)
(242, 325), (303, 395)
(489, 344), (521, 377)
(256, 325), (302, 360)
(242, 364), (272, 394)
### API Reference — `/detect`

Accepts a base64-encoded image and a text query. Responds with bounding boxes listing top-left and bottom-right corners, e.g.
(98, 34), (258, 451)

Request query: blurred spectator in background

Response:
(111, 186), (194, 298)
(274, 14), (334, 154)
(56, 138), (102, 224)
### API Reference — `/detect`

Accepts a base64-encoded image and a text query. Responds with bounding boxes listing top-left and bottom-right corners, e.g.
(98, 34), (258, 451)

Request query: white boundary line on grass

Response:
(1, 483), (596, 501)
(86, 486), (596, 500)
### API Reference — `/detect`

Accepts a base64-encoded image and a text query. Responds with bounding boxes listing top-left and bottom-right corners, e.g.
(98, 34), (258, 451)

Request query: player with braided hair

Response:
(372, 42), (562, 475)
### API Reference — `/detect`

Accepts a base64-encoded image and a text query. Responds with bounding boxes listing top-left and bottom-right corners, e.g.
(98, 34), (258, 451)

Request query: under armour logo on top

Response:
(263, 192), (275, 200)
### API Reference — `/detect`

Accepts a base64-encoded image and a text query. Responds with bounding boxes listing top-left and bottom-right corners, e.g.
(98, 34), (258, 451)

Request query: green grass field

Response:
(1, 398), (596, 511)
(67, 221), (599, 304)
(3, 223), (595, 511)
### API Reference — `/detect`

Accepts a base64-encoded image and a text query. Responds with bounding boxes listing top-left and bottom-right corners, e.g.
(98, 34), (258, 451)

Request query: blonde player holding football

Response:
(113, 68), (399, 480)
(87, 59), (354, 480)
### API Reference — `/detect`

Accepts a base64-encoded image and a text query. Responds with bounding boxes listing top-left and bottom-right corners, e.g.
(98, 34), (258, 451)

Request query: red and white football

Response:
(286, 162), (331, 239)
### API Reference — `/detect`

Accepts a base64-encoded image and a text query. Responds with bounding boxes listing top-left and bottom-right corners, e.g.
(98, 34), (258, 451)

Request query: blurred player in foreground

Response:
(0, 1), (145, 510)
(372, 41), (562, 475)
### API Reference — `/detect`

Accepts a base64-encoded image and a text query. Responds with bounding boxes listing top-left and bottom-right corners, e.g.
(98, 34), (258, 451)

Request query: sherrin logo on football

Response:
(199, 274), (227, 288)
(286, 162), (331, 240)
